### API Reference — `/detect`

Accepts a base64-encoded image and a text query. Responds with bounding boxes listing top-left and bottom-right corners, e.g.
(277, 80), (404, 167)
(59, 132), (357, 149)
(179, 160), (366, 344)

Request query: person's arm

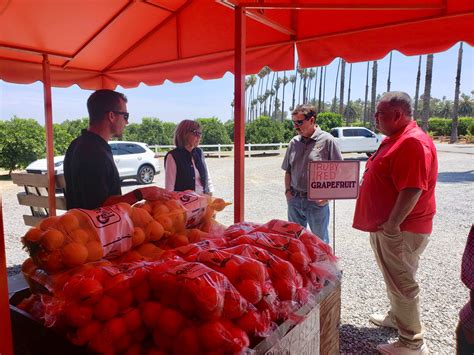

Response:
(378, 187), (422, 235)
(460, 226), (474, 343)
(284, 171), (293, 201)
(164, 154), (177, 192)
(102, 186), (175, 207)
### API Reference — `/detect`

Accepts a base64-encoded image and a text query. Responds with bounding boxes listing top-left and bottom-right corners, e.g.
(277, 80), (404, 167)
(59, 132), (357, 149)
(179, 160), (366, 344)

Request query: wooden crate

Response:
(254, 281), (341, 355)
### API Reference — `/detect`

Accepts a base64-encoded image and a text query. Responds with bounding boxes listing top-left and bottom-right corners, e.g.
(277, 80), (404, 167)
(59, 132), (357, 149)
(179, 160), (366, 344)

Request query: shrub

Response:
(316, 112), (343, 132)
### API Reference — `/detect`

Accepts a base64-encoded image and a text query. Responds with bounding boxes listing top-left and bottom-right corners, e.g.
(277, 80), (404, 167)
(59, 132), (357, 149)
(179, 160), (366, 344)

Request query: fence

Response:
(150, 143), (289, 158)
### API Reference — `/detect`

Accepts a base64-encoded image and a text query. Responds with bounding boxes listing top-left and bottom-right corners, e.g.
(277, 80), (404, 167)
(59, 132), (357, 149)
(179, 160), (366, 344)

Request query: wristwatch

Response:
(133, 189), (143, 202)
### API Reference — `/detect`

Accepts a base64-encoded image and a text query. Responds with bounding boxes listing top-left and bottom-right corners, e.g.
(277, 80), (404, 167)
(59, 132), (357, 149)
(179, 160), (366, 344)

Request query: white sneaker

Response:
(370, 313), (397, 329)
(377, 341), (429, 355)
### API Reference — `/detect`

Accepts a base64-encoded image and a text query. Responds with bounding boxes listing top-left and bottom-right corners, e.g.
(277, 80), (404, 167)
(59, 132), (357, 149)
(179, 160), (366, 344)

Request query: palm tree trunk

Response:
(269, 71), (276, 117)
(291, 66), (298, 110)
(318, 67), (323, 112)
(332, 59), (341, 112)
(313, 67), (318, 104)
(363, 62), (370, 124)
(421, 54), (434, 132)
(322, 66), (327, 112)
(450, 43), (463, 144)
(387, 51), (393, 92)
(298, 70), (303, 104)
(281, 71), (287, 122)
(370, 60), (378, 129)
(414, 56), (422, 119)
(339, 59), (346, 115)
(346, 63), (353, 125)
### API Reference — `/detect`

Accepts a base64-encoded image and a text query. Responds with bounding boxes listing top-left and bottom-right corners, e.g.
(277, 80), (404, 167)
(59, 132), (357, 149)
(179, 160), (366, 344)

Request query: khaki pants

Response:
(370, 230), (429, 348)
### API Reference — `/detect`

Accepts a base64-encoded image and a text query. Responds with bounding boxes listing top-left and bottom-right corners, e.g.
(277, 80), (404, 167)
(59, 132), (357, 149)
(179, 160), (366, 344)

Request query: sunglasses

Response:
(191, 130), (202, 137)
(292, 114), (313, 126)
(112, 111), (129, 121)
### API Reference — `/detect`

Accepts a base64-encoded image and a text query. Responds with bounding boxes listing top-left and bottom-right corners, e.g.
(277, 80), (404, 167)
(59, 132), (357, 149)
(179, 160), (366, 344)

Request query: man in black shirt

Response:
(64, 89), (172, 210)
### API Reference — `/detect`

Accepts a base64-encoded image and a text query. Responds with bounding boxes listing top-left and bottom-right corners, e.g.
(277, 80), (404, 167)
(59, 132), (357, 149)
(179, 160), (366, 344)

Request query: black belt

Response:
(293, 190), (307, 198)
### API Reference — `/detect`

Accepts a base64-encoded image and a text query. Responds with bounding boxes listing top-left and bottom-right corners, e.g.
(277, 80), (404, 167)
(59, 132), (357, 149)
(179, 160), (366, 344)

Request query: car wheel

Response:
(137, 165), (155, 184)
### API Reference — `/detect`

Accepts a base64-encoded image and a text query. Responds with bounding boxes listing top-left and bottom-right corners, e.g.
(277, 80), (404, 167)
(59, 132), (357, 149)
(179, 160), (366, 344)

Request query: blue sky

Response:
(0, 43), (472, 126)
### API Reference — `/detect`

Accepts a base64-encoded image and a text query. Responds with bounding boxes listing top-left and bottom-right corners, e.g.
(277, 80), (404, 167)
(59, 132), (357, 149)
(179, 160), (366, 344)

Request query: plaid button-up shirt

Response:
(460, 225), (474, 332)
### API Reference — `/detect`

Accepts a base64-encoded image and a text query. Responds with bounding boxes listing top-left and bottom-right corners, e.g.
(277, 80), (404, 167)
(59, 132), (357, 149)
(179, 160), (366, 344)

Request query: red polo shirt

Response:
(353, 121), (437, 234)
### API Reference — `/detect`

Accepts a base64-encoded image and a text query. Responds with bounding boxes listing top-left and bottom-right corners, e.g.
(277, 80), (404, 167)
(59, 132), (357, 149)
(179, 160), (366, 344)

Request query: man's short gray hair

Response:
(379, 91), (413, 117)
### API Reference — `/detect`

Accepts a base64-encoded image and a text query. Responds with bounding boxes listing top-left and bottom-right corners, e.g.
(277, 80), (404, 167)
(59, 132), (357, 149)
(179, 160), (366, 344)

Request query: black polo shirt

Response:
(64, 129), (121, 210)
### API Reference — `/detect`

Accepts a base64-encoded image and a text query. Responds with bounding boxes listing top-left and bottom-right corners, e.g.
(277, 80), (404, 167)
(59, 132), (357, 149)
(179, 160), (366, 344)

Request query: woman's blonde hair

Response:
(173, 119), (201, 148)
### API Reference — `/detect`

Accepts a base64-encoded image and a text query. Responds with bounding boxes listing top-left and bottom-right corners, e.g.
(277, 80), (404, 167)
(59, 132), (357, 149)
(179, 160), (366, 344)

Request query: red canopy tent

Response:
(1, 1), (473, 353)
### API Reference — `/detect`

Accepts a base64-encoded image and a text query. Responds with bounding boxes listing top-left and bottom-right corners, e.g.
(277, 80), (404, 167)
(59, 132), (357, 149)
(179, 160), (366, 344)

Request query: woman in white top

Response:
(164, 120), (214, 195)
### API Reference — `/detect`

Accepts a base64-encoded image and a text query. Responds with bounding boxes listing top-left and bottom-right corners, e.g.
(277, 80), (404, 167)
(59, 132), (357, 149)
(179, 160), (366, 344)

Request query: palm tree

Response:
(273, 75), (282, 120)
(363, 62), (370, 124)
(414, 56), (422, 119)
(421, 54), (434, 132)
(345, 63), (353, 125)
(459, 93), (473, 116)
(332, 59), (341, 112)
(247, 75), (257, 122)
(290, 71), (297, 111)
(451, 42), (463, 143)
(308, 68), (316, 103)
(387, 51), (393, 92)
(370, 60), (378, 128)
(312, 67), (318, 104)
(339, 59), (346, 114)
(297, 68), (305, 103)
(322, 66), (327, 112)
(281, 73), (289, 121)
(318, 67), (324, 112)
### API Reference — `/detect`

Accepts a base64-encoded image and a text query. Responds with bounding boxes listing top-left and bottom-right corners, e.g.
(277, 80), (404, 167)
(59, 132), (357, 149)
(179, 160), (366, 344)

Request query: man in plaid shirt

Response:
(457, 224), (474, 354)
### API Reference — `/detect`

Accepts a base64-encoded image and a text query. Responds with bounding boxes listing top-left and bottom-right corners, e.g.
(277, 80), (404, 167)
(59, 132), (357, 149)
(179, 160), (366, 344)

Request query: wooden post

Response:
(42, 55), (56, 216)
(233, 6), (246, 223)
(0, 197), (14, 355)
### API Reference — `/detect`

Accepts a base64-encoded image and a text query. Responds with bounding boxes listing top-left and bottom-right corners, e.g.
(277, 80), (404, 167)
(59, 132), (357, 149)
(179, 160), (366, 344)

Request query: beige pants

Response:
(370, 230), (430, 347)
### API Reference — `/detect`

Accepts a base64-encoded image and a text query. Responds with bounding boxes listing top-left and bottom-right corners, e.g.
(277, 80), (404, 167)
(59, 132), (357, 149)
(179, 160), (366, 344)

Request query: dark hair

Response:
(292, 104), (317, 120)
(87, 89), (128, 124)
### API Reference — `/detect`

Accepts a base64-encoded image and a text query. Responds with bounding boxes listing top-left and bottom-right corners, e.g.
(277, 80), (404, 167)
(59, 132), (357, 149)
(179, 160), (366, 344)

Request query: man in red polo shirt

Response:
(353, 91), (438, 355)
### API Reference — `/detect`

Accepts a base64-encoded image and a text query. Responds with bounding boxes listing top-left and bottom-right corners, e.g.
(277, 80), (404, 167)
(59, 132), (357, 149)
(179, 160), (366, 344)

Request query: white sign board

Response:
(308, 161), (360, 200)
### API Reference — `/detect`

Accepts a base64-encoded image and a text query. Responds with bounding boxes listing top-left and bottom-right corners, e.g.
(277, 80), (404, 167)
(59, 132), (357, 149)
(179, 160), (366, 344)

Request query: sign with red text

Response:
(308, 161), (360, 200)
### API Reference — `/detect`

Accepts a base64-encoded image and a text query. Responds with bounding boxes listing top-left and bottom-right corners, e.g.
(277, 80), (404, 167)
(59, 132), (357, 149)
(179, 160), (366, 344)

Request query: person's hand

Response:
(378, 220), (401, 236)
(285, 190), (294, 201)
(316, 199), (328, 206)
(140, 186), (177, 201)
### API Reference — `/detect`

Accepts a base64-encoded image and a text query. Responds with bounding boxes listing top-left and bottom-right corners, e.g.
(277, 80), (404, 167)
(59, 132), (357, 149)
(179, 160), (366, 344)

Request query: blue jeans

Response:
(287, 195), (330, 244)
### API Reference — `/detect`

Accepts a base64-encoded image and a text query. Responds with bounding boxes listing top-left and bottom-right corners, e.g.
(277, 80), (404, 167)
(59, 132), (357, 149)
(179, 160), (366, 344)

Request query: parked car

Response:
(329, 127), (384, 157)
(26, 141), (160, 184)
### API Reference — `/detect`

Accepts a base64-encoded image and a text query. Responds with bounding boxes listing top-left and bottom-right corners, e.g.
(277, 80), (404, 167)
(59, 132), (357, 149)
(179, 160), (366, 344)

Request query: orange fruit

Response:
(61, 242), (88, 267)
(238, 260), (266, 284)
(136, 243), (160, 259)
(94, 295), (119, 321)
(85, 241), (104, 262)
(223, 258), (240, 284)
(170, 233), (189, 248)
(152, 203), (170, 215)
(40, 230), (65, 251)
(102, 317), (127, 342)
(76, 278), (104, 305)
(58, 213), (80, 234)
(119, 250), (144, 263)
(89, 332), (114, 354)
(141, 201), (153, 214)
(123, 308), (142, 332)
(156, 307), (185, 337)
(124, 344), (142, 355)
(37, 249), (63, 272)
(104, 273), (130, 297)
(115, 334), (132, 353)
(117, 202), (132, 215)
(223, 292), (246, 319)
(289, 251), (310, 272)
(38, 216), (59, 231)
(152, 328), (173, 351)
(69, 228), (89, 244)
(156, 215), (173, 232)
(69, 320), (102, 346)
(237, 279), (263, 304)
(145, 221), (164, 241)
(226, 324), (250, 353)
(21, 258), (36, 275)
(63, 303), (93, 327)
(140, 301), (162, 328)
(132, 282), (151, 303)
(77, 265), (107, 284)
(173, 327), (200, 354)
(273, 278), (296, 301)
(24, 227), (43, 243)
(210, 198), (229, 212)
(116, 290), (134, 311)
(199, 321), (228, 350)
(131, 207), (153, 227)
(165, 199), (181, 210)
(132, 227), (146, 245)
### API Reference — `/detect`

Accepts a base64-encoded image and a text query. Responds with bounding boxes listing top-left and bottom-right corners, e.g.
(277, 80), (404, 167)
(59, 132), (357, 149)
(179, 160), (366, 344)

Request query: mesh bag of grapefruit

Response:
(184, 248), (283, 321)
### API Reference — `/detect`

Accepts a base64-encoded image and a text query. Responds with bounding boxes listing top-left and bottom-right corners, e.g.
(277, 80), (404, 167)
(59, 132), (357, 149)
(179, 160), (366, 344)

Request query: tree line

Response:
(238, 43), (473, 144)
(1, 113), (473, 174)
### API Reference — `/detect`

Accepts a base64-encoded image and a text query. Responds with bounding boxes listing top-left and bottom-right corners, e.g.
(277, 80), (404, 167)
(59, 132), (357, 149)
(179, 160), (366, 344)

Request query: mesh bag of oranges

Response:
(21, 203), (137, 273)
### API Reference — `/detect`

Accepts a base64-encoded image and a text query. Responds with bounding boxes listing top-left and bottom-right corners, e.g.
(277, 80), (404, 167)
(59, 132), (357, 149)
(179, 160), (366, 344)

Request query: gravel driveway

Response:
(1, 145), (473, 354)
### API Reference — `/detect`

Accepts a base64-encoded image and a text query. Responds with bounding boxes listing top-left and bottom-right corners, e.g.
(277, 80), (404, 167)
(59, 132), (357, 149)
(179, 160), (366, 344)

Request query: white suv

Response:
(26, 141), (160, 184)
(330, 127), (384, 157)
